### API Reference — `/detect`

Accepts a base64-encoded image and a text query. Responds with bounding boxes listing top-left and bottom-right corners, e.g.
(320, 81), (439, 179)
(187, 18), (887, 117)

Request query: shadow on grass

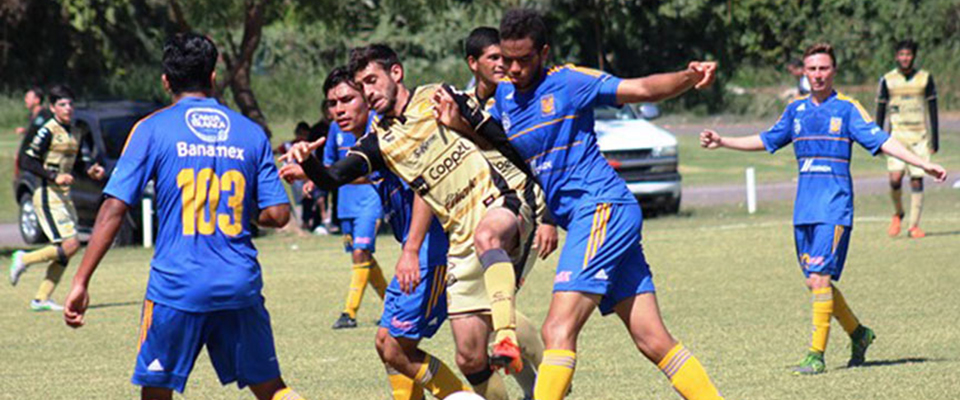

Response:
(840, 357), (946, 369)
(924, 230), (960, 237)
(87, 301), (140, 310)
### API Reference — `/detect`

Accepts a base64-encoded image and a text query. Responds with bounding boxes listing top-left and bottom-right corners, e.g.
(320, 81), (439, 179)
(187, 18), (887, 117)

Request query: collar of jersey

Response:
(176, 96), (218, 106)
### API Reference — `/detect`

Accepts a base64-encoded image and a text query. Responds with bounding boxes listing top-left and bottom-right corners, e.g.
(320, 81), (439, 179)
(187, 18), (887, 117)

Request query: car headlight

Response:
(651, 145), (677, 158)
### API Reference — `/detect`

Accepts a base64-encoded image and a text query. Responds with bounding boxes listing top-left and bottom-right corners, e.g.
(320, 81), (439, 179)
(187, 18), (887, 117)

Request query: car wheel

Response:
(19, 193), (48, 244)
(664, 195), (681, 215)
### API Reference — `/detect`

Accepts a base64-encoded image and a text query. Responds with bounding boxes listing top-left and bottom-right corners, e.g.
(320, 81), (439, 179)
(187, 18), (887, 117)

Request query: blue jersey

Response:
(104, 97), (289, 312)
(760, 92), (890, 226)
(324, 121), (382, 219)
(374, 170), (447, 252)
(490, 65), (634, 228)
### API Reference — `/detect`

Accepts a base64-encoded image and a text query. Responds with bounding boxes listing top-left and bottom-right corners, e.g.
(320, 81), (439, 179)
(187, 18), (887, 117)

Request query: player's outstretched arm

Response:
(880, 138), (948, 182)
(258, 204), (291, 228)
(700, 129), (766, 151)
(64, 197), (130, 328)
(616, 61), (716, 104)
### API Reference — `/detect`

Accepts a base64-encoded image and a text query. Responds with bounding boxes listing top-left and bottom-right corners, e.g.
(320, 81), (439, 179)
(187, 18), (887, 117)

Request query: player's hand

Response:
(432, 87), (471, 134)
(396, 249), (421, 294)
(63, 282), (90, 328)
(302, 181), (315, 199)
(87, 164), (105, 181)
(689, 61), (718, 90)
(534, 223), (558, 259)
(55, 173), (74, 186)
(279, 163), (307, 183)
(15, 127), (25, 135)
(923, 163), (948, 182)
(279, 137), (325, 164)
(699, 129), (723, 149)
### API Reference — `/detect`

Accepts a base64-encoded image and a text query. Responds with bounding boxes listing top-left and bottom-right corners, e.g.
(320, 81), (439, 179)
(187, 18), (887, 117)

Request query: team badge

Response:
(829, 117), (842, 134)
(540, 94), (556, 117)
(185, 107), (230, 143)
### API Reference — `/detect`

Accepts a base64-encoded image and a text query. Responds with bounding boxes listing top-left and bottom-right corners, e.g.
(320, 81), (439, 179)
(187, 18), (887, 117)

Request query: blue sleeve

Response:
(256, 136), (290, 209)
(759, 106), (795, 154)
(847, 102), (890, 156)
(323, 127), (338, 166)
(565, 67), (623, 110)
(488, 90), (502, 122)
(103, 120), (155, 206)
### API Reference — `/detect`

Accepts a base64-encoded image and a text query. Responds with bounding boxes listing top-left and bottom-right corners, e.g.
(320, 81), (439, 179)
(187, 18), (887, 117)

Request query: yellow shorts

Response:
(34, 185), (78, 243)
(445, 198), (536, 316)
(886, 136), (930, 178)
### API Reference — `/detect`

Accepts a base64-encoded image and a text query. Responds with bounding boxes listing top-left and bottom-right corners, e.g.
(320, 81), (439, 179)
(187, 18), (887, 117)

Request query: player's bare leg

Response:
(908, 177), (925, 238)
(474, 207), (523, 372)
(534, 291), (597, 400)
(249, 377), (307, 400)
(376, 328), (466, 399)
(141, 387), (173, 400)
(887, 170), (905, 236)
(450, 314), (508, 400)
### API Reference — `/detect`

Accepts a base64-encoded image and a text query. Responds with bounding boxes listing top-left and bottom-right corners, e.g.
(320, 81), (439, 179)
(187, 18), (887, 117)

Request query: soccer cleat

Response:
(792, 352), (825, 375)
(489, 337), (523, 374)
(848, 326), (876, 367)
(30, 299), (64, 312)
(332, 312), (357, 329)
(908, 227), (925, 239)
(9, 250), (26, 286)
(887, 214), (903, 237)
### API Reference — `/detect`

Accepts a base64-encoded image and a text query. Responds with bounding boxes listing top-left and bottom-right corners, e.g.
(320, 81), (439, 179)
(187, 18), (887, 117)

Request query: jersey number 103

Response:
(177, 168), (245, 236)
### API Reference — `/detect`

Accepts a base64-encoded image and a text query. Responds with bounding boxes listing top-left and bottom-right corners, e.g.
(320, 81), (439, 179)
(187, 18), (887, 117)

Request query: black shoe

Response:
(332, 313), (357, 329)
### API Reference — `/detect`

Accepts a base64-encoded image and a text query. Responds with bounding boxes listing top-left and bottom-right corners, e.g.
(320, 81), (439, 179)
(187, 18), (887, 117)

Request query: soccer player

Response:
(700, 43), (947, 375)
(9, 84), (105, 311)
(434, 9), (724, 400)
(16, 86), (52, 136)
(323, 67), (388, 329)
(279, 44), (540, 400)
(876, 39), (939, 238)
(62, 33), (306, 400)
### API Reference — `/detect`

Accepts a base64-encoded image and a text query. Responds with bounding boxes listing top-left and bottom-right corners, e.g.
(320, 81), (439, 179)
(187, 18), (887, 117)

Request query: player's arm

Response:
(19, 126), (59, 182)
(258, 204), (291, 228)
(278, 136), (380, 190)
(615, 61), (716, 104)
(880, 138), (946, 181)
(396, 192), (433, 294)
(875, 77), (889, 131)
(64, 197), (130, 327)
(699, 130), (766, 151)
(926, 76), (939, 153)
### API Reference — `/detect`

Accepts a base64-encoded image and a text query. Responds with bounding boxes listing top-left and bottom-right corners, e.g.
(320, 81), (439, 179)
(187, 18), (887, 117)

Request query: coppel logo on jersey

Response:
(185, 107), (231, 143)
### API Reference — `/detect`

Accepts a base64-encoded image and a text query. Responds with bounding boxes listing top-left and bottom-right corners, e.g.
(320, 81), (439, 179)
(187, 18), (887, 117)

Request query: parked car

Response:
(595, 104), (682, 214)
(14, 100), (162, 245)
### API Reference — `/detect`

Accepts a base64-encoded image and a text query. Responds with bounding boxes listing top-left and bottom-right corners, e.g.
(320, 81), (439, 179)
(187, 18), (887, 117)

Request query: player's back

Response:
(105, 96), (288, 312)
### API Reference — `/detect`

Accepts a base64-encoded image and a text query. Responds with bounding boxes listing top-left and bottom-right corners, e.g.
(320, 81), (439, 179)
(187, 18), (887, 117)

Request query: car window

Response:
(100, 116), (141, 158)
(595, 105), (638, 121)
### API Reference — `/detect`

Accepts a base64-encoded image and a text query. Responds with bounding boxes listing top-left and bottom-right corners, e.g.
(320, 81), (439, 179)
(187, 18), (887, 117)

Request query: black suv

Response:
(14, 100), (161, 245)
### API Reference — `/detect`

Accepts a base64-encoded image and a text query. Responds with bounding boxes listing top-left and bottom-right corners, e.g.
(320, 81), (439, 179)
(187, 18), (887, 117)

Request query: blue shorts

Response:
(794, 224), (851, 280)
(341, 216), (379, 252)
(554, 202), (655, 315)
(379, 232), (449, 340)
(132, 299), (281, 393)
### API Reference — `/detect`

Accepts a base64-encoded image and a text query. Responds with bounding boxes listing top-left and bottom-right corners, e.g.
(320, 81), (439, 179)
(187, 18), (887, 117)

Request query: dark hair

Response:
(500, 8), (548, 49)
(295, 121), (310, 133)
(162, 32), (219, 94)
(26, 86), (44, 101)
(803, 42), (836, 67)
(896, 39), (918, 53)
(348, 44), (401, 77)
(789, 59), (803, 68)
(465, 27), (500, 59)
(323, 66), (359, 96)
(48, 84), (74, 104)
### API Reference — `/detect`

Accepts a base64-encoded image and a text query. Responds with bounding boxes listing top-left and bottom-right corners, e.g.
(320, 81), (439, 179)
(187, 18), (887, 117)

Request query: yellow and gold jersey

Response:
(25, 118), (78, 191)
(878, 68), (936, 143)
(350, 84), (518, 256)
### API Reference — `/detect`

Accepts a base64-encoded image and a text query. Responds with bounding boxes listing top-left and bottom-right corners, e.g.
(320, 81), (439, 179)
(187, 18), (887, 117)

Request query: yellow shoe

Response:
(887, 214), (903, 237)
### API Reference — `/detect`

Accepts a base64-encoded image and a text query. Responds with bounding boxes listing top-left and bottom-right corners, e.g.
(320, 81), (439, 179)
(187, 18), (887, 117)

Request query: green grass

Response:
(2, 187), (960, 399)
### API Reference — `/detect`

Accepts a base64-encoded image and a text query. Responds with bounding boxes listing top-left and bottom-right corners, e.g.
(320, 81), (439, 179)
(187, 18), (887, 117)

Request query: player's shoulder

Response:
(882, 69), (900, 80)
(834, 92), (872, 120)
(548, 64), (608, 79)
(915, 69), (932, 81)
(785, 94), (810, 110)
(407, 83), (442, 118)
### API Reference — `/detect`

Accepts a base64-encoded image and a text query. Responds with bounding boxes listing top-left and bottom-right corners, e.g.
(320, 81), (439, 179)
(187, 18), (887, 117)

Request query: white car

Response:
(594, 105), (681, 214)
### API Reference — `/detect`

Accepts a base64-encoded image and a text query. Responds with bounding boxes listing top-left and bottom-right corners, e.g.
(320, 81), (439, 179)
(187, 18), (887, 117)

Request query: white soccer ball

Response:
(445, 391), (485, 400)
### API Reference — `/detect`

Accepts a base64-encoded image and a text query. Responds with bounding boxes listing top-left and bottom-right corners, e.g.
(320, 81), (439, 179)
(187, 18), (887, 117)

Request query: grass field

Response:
(2, 186), (959, 400)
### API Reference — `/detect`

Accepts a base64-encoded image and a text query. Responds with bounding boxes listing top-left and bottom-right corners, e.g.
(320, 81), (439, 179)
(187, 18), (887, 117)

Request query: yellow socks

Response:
(891, 187), (904, 216)
(479, 249), (517, 344)
(534, 349), (576, 400)
(811, 287), (834, 353)
(832, 286), (860, 335)
(369, 259), (388, 300)
(34, 262), (65, 301)
(22, 245), (60, 266)
(514, 311), (543, 398)
(414, 354), (470, 399)
(386, 365), (425, 400)
(657, 343), (724, 400)
(344, 261), (373, 318)
(270, 387), (305, 400)
(909, 192), (923, 228)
